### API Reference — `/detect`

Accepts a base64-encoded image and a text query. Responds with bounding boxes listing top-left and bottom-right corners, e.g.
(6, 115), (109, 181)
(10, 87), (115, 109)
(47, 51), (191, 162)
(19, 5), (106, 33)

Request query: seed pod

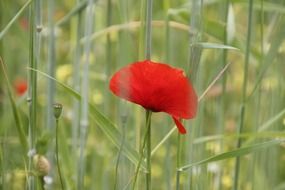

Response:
(53, 103), (63, 119)
(33, 154), (51, 176)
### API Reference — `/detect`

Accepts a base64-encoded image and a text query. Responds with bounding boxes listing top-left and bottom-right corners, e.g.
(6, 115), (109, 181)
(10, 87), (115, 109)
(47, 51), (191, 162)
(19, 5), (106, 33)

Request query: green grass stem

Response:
(55, 119), (65, 190)
(46, 0), (55, 130)
(77, 1), (95, 188)
(233, 0), (254, 189)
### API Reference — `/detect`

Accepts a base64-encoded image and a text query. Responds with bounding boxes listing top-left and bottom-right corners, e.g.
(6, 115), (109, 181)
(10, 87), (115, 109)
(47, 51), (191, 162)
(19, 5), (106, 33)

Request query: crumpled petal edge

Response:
(172, 116), (187, 134)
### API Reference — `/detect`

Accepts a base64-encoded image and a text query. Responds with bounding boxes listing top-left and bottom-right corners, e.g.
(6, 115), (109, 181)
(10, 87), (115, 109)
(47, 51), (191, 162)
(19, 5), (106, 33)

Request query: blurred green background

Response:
(0, 0), (285, 189)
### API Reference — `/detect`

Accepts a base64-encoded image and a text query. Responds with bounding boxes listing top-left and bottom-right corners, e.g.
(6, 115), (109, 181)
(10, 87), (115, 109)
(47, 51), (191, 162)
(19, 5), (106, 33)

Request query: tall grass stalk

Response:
(78, 0), (94, 188)
(233, 0), (254, 189)
(134, 4), (147, 185)
(104, 0), (112, 116)
(117, 0), (132, 186)
(164, 6), (171, 189)
(145, 0), (153, 61)
(0, 147), (3, 190)
(46, 0), (56, 188)
(46, 0), (55, 132)
(102, 0), (113, 188)
(218, 0), (229, 189)
(252, 1), (264, 189)
(0, 1), (3, 181)
(71, 0), (83, 186)
(145, 0), (153, 189)
(185, 0), (203, 189)
(27, 0), (41, 189)
(187, 0), (203, 81)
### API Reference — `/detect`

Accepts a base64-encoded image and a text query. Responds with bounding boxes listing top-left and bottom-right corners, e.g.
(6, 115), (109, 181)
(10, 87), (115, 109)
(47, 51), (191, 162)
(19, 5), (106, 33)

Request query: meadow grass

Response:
(0, 0), (285, 190)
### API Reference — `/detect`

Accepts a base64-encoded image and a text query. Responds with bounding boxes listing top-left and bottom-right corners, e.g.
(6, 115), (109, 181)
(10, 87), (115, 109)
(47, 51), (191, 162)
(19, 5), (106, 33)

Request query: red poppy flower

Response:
(109, 60), (198, 134)
(14, 79), (28, 96)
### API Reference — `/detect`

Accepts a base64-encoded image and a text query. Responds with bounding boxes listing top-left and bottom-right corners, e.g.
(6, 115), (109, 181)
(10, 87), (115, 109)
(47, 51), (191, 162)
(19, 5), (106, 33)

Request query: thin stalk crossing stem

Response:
(72, 1), (83, 185)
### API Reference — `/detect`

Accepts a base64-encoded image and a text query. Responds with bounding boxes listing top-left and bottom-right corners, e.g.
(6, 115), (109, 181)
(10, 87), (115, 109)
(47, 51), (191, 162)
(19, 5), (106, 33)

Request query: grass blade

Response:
(28, 68), (146, 169)
(0, 58), (28, 152)
(193, 42), (239, 51)
(179, 140), (283, 171)
(0, 0), (32, 40)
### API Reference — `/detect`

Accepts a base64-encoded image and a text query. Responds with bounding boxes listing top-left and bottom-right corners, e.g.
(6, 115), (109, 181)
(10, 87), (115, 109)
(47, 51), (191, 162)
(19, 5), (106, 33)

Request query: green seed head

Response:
(53, 103), (63, 119)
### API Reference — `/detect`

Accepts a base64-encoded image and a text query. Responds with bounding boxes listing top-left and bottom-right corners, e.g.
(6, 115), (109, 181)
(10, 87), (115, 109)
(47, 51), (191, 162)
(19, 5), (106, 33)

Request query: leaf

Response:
(178, 140), (283, 171)
(0, 58), (28, 152)
(192, 42), (239, 51)
(243, 107), (285, 145)
(29, 68), (146, 169)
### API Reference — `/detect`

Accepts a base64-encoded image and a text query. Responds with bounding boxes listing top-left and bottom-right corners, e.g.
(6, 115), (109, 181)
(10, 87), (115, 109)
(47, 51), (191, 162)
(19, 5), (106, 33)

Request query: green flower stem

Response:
(175, 133), (182, 190)
(144, 0), (152, 187)
(132, 110), (152, 190)
(56, 118), (65, 190)
(145, 110), (152, 190)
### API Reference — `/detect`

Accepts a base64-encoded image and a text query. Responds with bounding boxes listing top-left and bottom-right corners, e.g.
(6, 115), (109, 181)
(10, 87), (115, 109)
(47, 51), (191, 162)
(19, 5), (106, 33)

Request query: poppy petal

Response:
(172, 116), (186, 134)
(109, 60), (198, 134)
(110, 60), (197, 116)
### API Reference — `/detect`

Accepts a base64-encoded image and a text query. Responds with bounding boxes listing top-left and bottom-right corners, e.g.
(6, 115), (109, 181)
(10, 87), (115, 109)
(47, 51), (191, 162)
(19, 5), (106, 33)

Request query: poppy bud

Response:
(33, 154), (51, 176)
(53, 103), (63, 119)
